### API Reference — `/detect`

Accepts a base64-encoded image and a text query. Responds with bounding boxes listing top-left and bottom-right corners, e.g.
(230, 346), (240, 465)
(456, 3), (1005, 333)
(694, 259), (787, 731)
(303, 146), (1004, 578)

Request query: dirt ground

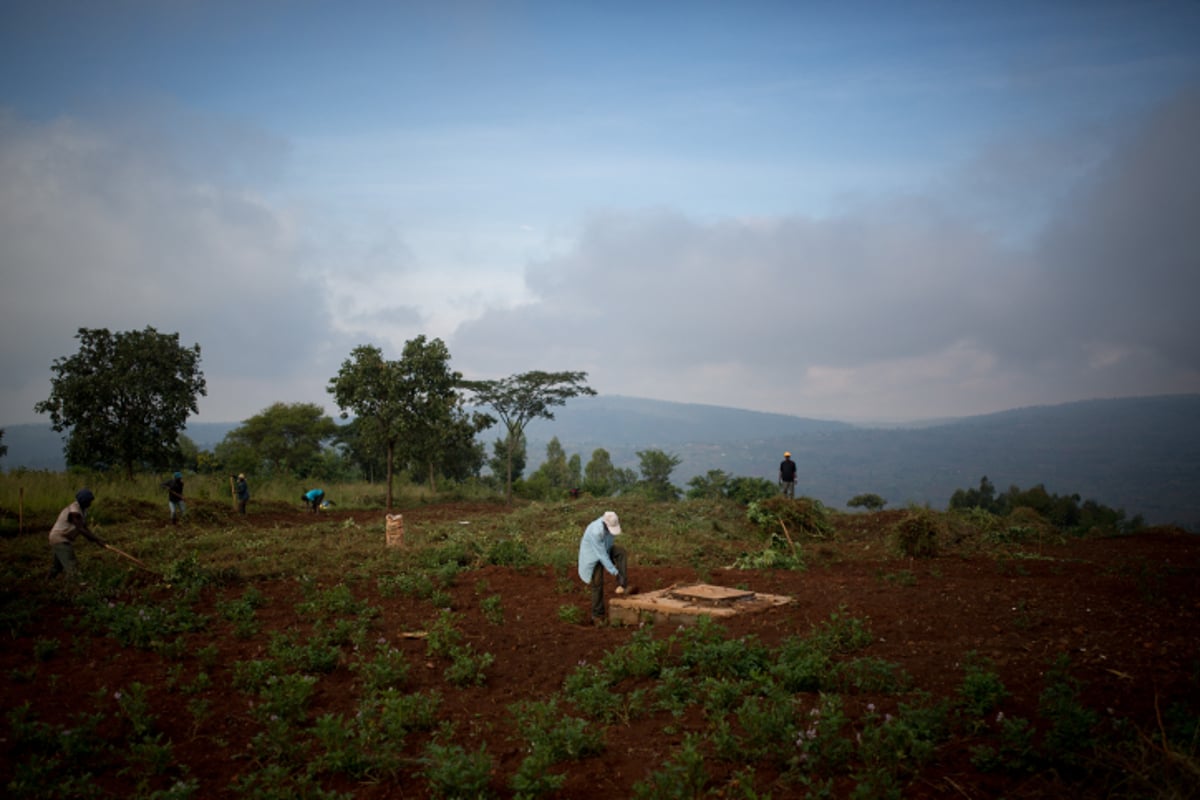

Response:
(3, 504), (1198, 799)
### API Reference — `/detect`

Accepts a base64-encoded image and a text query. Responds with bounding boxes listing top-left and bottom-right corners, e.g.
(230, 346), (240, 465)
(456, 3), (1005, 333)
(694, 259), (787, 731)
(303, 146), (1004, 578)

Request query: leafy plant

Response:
(893, 508), (941, 557)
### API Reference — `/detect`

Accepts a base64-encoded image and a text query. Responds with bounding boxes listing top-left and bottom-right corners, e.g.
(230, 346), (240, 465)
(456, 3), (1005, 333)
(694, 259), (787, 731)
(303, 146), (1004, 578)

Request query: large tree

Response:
(464, 370), (596, 503)
(216, 402), (338, 478)
(35, 327), (206, 479)
(328, 337), (485, 507)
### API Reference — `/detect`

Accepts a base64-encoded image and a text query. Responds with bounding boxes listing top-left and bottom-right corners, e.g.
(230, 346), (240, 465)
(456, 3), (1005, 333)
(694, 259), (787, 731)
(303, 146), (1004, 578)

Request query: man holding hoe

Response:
(48, 489), (106, 578)
(577, 510), (631, 626)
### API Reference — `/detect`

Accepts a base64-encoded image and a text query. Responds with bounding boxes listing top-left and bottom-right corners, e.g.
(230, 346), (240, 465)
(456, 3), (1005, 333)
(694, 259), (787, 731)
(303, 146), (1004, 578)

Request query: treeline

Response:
(949, 475), (1142, 533)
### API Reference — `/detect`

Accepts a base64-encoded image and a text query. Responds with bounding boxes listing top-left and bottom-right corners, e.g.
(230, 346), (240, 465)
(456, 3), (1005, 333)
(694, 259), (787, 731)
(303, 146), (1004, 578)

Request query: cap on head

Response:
(75, 488), (95, 508)
(602, 510), (622, 535)
(237, 473), (245, 479)
(174, 471), (182, 479)
(784, 452), (791, 457)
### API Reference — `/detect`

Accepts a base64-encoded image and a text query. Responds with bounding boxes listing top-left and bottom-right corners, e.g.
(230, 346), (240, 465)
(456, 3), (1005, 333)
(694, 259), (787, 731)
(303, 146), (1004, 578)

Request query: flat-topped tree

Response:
(465, 370), (596, 503)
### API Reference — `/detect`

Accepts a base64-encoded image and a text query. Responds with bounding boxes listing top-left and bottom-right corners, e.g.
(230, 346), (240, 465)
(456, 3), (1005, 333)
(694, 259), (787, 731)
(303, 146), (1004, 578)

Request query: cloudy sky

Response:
(2, 1), (1198, 426)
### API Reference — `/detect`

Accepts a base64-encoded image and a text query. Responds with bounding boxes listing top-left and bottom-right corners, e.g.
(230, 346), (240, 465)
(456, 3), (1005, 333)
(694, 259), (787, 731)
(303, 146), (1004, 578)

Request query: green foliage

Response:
(582, 447), (635, 497)
(632, 734), (709, 799)
(34, 326), (206, 478)
(847, 493), (887, 511)
(635, 448), (682, 501)
(508, 697), (604, 796)
(556, 604), (583, 624)
(1038, 655), (1099, 765)
(893, 508), (941, 557)
(423, 735), (496, 800)
(328, 338), (488, 507)
(215, 402), (339, 480)
(949, 475), (1141, 535)
(747, 496), (834, 540)
(725, 476), (778, 505)
(957, 652), (1010, 719)
(465, 369), (597, 503)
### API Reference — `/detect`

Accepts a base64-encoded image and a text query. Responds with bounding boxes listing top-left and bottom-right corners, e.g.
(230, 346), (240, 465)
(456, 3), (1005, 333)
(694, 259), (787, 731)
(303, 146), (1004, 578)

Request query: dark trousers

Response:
(590, 545), (627, 619)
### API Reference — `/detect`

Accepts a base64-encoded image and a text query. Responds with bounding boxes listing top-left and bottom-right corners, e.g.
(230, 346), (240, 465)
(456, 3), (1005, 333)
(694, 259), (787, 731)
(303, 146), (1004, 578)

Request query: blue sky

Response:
(2, 0), (1198, 425)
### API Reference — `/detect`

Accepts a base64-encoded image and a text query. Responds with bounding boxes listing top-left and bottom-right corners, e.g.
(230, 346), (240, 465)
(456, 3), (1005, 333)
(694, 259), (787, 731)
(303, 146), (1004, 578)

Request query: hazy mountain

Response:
(4, 394), (1198, 528)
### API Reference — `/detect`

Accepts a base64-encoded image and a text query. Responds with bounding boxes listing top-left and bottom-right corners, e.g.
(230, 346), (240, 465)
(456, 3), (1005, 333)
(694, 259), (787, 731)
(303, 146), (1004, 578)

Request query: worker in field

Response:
(779, 451), (797, 498)
(302, 488), (326, 513)
(162, 471), (186, 524)
(48, 489), (106, 578)
(235, 474), (250, 514)
(577, 510), (631, 626)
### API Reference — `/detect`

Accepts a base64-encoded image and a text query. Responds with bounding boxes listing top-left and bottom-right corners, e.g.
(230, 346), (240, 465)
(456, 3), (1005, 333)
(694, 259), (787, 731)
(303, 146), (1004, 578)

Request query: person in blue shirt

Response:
(235, 474), (250, 514)
(577, 511), (630, 625)
(302, 488), (325, 513)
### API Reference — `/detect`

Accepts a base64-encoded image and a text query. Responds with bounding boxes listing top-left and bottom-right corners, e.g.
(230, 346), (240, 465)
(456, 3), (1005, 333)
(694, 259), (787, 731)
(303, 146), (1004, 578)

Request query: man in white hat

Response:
(577, 510), (629, 625)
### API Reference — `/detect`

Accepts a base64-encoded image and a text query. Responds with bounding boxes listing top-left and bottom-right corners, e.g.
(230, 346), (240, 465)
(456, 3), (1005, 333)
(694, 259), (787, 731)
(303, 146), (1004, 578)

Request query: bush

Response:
(747, 496), (834, 540)
(847, 493), (887, 511)
(893, 508), (941, 558)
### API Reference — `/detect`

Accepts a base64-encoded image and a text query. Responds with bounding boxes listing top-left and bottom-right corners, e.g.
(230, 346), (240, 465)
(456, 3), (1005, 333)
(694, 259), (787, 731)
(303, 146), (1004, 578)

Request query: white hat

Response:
(602, 510), (622, 535)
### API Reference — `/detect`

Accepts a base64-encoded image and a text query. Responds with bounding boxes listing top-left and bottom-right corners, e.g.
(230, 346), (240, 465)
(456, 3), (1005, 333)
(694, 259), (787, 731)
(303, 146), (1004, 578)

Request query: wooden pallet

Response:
(609, 583), (792, 627)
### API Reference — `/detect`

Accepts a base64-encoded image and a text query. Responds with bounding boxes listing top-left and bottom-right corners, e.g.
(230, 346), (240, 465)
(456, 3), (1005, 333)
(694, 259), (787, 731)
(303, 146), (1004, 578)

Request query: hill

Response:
(522, 394), (1200, 528)
(4, 394), (1198, 527)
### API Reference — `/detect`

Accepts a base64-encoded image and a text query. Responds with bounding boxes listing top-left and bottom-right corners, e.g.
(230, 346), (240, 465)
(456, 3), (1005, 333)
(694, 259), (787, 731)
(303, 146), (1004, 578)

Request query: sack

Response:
(385, 514), (404, 547)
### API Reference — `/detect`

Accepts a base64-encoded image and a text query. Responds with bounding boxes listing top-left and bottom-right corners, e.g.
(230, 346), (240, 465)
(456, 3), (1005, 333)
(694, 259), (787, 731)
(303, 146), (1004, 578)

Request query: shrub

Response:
(893, 508), (941, 558)
(747, 496), (834, 540)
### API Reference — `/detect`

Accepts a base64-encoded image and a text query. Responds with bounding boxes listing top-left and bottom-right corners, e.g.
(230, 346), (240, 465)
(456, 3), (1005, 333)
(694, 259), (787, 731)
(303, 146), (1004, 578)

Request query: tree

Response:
(847, 493), (888, 511)
(464, 370), (597, 503)
(686, 469), (731, 500)
(0, 429), (6, 465)
(488, 433), (526, 486)
(217, 402), (338, 478)
(636, 448), (682, 501)
(329, 337), (485, 508)
(35, 327), (206, 479)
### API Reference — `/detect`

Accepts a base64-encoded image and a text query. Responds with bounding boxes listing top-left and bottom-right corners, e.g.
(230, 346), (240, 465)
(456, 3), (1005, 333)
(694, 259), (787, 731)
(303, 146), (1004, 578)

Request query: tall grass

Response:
(0, 471), (502, 534)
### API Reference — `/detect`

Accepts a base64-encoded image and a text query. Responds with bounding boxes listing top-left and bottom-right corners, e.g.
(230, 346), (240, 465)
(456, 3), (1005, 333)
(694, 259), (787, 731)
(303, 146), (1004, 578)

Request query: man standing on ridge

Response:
(779, 451), (797, 498)
(577, 510), (630, 626)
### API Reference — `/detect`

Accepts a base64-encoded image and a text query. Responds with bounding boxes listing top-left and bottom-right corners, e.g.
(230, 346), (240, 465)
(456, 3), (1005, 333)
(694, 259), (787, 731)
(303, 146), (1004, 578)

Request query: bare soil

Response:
(3, 503), (1198, 799)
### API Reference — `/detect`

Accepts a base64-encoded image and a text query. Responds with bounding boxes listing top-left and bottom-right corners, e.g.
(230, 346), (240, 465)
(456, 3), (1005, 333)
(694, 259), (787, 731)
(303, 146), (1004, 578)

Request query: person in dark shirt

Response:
(779, 451), (797, 498)
(162, 472), (185, 524)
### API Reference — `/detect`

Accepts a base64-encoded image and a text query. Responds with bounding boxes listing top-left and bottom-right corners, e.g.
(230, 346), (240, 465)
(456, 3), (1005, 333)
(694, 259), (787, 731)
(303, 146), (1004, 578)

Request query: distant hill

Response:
(4, 394), (1198, 528)
(525, 395), (1200, 529)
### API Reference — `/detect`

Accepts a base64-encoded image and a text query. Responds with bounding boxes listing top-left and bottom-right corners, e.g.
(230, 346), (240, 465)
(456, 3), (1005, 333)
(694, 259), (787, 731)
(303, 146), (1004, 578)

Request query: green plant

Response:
(352, 640), (411, 695)
(893, 508), (941, 557)
(444, 645), (495, 687)
(114, 682), (157, 740)
(480, 594), (504, 625)
(1038, 655), (1099, 766)
(557, 604), (583, 624)
(632, 734), (709, 799)
(423, 734), (496, 799)
(956, 652), (1009, 720)
(32, 637), (59, 661)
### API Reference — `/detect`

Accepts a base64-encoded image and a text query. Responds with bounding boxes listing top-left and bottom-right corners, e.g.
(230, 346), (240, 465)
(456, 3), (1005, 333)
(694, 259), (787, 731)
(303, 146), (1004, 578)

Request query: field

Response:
(1, 491), (1198, 799)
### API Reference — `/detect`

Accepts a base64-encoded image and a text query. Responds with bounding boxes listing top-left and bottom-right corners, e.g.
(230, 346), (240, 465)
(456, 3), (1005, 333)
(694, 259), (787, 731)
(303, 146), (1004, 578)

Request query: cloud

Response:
(1034, 88), (1200, 370)
(451, 89), (1200, 419)
(0, 105), (332, 422)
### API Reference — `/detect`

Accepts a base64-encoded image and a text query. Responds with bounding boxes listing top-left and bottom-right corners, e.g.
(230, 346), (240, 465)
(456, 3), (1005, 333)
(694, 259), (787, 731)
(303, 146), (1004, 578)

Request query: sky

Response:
(1, 0), (1198, 426)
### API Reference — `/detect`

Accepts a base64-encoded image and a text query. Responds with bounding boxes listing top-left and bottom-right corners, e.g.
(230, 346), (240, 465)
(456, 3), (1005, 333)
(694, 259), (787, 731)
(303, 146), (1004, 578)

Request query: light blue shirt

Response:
(578, 516), (618, 583)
